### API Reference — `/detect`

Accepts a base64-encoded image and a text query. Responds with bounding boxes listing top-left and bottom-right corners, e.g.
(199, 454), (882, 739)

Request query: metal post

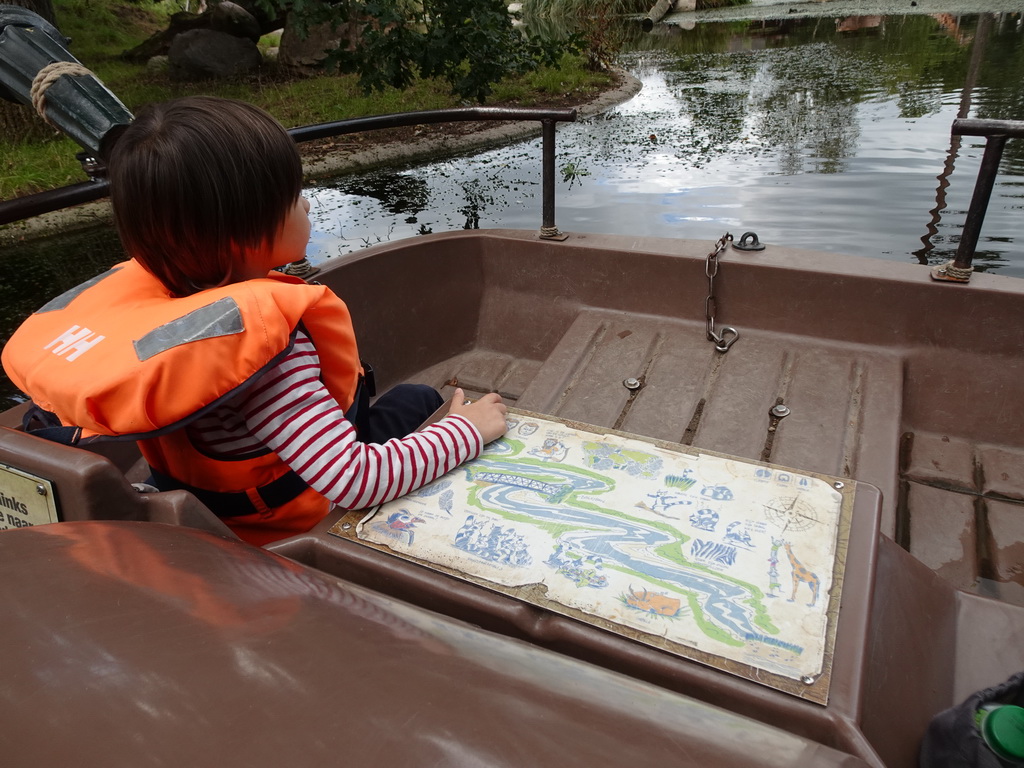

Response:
(930, 118), (1024, 283)
(952, 134), (1007, 271)
(539, 118), (567, 240)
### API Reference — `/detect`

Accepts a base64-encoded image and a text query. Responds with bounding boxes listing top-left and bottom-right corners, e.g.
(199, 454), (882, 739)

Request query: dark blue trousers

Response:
(360, 383), (443, 445)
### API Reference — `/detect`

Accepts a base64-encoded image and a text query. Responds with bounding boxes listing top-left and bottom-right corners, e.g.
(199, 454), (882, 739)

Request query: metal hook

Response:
(710, 326), (739, 353)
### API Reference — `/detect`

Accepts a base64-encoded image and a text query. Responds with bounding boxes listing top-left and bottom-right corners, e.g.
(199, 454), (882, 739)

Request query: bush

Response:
(257, 0), (577, 103)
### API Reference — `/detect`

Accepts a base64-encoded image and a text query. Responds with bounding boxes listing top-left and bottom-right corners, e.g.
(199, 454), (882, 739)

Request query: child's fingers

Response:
(447, 390), (508, 443)
(449, 389), (502, 412)
(447, 388), (467, 416)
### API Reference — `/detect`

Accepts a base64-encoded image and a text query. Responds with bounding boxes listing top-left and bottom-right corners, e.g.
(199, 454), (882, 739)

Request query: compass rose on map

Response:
(763, 496), (819, 532)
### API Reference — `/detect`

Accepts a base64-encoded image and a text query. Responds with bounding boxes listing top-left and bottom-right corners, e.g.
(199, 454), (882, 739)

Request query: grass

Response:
(521, 0), (746, 18)
(522, 0), (648, 17)
(490, 53), (606, 103)
(2, 0), (610, 199)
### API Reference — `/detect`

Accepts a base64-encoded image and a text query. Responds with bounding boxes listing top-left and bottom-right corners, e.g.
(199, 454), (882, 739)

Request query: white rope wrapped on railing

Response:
(30, 61), (93, 127)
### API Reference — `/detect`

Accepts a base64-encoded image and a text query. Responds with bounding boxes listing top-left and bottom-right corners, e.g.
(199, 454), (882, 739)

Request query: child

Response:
(2, 96), (508, 545)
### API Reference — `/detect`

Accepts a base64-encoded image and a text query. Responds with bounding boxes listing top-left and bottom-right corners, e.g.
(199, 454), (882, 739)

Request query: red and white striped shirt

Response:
(188, 331), (481, 509)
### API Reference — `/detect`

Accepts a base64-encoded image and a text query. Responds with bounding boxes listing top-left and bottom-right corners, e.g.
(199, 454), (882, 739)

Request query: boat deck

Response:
(335, 230), (1024, 606)
(422, 328), (1024, 606)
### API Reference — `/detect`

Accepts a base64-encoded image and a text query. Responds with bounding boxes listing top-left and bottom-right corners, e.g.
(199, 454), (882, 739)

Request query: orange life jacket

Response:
(2, 259), (362, 545)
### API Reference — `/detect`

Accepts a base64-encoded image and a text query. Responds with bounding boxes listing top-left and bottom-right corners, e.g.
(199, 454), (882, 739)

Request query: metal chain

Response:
(705, 233), (739, 353)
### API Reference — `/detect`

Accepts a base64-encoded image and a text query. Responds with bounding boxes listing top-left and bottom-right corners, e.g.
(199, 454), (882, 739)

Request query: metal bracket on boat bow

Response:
(705, 233), (739, 353)
(732, 231), (766, 252)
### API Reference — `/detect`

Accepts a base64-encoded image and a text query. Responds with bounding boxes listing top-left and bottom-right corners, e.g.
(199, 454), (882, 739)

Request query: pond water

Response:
(306, 10), (1023, 271)
(2, 8), (1023, 405)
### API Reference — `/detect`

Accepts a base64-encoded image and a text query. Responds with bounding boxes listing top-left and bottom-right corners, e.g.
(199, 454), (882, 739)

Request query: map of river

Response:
(355, 411), (848, 688)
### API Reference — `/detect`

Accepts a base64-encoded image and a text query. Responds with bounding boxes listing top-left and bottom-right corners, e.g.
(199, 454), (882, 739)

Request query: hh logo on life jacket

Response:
(45, 325), (106, 361)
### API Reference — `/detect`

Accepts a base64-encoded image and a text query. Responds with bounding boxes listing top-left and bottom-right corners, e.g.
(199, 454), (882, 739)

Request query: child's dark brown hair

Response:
(106, 96), (302, 296)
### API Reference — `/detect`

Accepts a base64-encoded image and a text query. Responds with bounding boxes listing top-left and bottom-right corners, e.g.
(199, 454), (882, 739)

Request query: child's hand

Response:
(447, 388), (508, 443)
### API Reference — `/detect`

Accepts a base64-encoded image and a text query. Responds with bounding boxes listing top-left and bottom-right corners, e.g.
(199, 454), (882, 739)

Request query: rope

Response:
(30, 61), (93, 127)
(280, 258), (320, 278)
(933, 259), (974, 282)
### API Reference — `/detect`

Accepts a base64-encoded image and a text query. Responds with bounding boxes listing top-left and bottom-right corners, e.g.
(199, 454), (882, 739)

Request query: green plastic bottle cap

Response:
(981, 705), (1024, 761)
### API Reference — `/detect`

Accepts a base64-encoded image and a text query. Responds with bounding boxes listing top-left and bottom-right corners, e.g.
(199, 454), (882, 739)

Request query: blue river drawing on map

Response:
(464, 454), (765, 644)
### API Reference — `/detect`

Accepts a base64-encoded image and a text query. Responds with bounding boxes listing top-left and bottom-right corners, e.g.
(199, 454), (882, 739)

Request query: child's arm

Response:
(234, 336), (504, 510)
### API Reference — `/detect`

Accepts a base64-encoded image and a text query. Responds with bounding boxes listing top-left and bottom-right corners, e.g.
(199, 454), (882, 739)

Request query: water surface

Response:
(307, 12), (1024, 273)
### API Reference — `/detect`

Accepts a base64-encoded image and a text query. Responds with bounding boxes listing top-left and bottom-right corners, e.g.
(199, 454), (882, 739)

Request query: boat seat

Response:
(0, 405), (234, 537)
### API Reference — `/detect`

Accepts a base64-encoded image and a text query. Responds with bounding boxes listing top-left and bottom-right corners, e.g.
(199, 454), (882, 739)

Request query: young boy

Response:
(2, 96), (507, 545)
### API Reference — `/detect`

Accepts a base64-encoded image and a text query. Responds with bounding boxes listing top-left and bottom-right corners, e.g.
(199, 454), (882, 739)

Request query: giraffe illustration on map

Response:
(767, 537), (783, 597)
(784, 543), (820, 607)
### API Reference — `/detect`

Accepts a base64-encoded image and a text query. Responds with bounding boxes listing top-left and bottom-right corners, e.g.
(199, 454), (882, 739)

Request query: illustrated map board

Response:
(329, 409), (854, 704)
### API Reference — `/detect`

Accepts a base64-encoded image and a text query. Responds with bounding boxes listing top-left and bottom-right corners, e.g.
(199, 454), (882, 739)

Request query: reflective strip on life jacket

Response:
(133, 296), (244, 361)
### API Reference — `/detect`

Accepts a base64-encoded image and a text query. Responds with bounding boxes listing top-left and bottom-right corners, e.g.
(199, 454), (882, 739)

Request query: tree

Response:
(260, 0), (573, 103)
(0, 0), (61, 143)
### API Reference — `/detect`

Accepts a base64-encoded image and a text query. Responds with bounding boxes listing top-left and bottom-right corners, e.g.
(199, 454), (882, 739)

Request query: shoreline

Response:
(0, 69), (642, 245)
(665, 0), (1023, 23)
(304, 69), (642, 181)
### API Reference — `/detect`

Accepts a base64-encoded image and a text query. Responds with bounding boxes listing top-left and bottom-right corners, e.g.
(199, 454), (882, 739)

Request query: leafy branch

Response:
(255, 0), (579, 103)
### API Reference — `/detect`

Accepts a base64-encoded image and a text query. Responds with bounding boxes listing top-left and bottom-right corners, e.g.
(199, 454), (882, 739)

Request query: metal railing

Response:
(949, 118), (1024, 271)
(0, 106), (577, 233)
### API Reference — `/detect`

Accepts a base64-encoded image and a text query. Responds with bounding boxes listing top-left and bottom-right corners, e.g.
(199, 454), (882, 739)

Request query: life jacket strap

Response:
(345, 364), (373, 440)
(147, 370), (374, 518)
(18, 368), (376, 519)
(21, 404), (83, 444)
(22, 403), (309, 518)
(147, 465), (310, 518)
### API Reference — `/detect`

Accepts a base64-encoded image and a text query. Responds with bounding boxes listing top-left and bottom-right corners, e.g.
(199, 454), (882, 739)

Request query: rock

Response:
(168, 29), (261, 80)
(210, 1), (261, 42)
(122, 3), (283, 63)
(278, 19), (351, 71)
(146, 55), (170, 74)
